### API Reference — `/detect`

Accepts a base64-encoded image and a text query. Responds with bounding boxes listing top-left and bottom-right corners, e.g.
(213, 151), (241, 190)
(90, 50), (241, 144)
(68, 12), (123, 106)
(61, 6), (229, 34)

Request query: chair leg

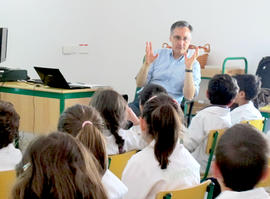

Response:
(187, 101), (194, 127)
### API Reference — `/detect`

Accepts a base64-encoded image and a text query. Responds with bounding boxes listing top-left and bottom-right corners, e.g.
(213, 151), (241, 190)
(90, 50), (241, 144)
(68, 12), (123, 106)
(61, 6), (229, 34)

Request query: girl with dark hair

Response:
(122, 94), (200, 199)
(12, 132), (108, 199)
(90, 89), (147, 155)
(58, 104), (128, 199)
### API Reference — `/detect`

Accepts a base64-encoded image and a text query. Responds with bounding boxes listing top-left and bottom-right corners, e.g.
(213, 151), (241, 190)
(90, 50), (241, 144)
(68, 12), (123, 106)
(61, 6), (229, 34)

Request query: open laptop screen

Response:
(34, 67), (70, 89)
(34, 67), (73, 89)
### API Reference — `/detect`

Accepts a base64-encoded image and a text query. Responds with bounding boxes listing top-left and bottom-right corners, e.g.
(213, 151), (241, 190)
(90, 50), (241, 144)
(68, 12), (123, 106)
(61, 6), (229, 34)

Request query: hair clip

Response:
(147, 95), (157, 103)
(23, 162), (31, 172)
(82, 120), (92, 128)
(172, 98), (179, 106)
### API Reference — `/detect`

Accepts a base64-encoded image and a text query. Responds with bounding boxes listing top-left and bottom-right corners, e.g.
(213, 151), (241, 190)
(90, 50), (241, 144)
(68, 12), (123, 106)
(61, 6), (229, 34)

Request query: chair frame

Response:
(156, 179), (215, 199)
(201, 129), (226, 182)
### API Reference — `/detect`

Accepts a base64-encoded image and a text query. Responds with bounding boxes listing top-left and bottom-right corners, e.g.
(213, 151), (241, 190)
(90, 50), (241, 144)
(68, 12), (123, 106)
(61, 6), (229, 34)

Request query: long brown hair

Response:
(58, 104), (107, 173)
(12, 132), (108, 199)
(90, 89), (127, 153)
(142, 94), (183, 169)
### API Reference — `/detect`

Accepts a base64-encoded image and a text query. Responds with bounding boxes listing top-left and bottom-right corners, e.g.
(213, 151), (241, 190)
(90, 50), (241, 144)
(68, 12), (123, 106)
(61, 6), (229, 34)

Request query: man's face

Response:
(169, 27), (191, 56)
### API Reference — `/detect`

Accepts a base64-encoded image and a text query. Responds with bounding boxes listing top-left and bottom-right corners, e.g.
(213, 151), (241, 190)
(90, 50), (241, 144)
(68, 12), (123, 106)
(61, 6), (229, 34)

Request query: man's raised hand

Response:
(145, 41), (158, 65)
(184, 47), (199, 70)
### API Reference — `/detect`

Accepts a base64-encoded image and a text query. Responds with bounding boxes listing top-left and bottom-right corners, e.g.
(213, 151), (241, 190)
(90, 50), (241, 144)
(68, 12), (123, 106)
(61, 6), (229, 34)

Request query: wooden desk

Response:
(0, 82), (96, 134)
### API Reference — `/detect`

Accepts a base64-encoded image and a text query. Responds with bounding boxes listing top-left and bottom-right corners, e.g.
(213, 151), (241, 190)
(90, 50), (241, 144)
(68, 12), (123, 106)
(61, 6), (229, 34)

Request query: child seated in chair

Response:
(13, 132), (108, 199)
(122, 94), (200, 199)
(213, 123), (270, 199)
(58, 104), (128, 199)
(230, 74), (263, 125)
(130, 83), (168, 133)
(0, 100), (22, 171)
(90, 89), (147, 155)
(184, 74), (239, 173)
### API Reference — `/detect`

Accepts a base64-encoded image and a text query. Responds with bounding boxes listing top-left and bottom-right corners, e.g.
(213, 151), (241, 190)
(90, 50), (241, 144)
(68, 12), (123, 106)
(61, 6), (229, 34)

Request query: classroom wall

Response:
(1, 0), (270, 99)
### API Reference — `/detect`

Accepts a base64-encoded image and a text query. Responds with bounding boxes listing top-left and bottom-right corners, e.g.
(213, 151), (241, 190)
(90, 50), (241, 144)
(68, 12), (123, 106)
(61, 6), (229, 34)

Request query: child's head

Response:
(207, 74), (239, 105)
(233, 74), (261, 104)
(139, 83), (167, 111)
(58, 104), (107, 173)
(13, 132), (107, 199)
(90, 89), (127, 153)
(214, 123), (268, 191)
(141, 93), (183, 169)
(0, 100), (20, 149)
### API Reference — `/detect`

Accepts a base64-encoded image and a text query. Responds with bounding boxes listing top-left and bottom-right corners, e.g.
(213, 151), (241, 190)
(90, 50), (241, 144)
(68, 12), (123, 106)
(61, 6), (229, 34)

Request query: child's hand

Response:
(126, 106), (140, 126)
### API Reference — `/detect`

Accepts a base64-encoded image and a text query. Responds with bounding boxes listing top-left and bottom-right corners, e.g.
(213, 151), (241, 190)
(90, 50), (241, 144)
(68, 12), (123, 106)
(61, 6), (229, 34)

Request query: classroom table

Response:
(0, 81), (97, 134)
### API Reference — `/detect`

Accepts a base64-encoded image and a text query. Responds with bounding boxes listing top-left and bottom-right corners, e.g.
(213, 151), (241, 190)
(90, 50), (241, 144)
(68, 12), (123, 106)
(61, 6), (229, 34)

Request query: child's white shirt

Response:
(231, 101), (263, 125)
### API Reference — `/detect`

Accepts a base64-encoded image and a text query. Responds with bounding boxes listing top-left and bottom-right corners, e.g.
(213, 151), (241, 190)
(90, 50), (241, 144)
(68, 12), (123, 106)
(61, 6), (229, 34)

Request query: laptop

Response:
(33, 66), (90, 89)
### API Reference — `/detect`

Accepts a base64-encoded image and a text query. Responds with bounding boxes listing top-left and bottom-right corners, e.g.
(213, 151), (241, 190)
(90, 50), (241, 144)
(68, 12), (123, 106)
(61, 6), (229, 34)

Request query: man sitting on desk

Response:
(132, 20), (201, 116)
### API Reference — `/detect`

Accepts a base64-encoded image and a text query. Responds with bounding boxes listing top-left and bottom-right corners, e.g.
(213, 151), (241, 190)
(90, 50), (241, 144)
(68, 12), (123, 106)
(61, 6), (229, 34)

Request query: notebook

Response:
(33, 66), (90, 89)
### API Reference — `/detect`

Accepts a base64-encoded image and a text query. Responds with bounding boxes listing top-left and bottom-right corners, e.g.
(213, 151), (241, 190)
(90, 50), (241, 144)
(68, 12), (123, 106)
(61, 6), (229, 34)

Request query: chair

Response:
(0, 170), (16, 199)
(155, 179), (215, 199)
(201, 128), (227, 182)
(108, 150), (137, 179)
(256, 165), (270, 188)
(240, 118), (266, 132)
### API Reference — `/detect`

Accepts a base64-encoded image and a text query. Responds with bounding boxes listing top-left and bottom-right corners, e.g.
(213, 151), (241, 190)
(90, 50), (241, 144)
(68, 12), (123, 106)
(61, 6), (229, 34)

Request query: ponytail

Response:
(142, 94), (182, 169)
(77, 123), (108, 175)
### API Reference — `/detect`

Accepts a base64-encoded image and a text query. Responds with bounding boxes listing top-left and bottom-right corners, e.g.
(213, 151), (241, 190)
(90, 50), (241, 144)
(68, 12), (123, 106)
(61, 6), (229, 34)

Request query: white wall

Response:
(1, 0), (270, 99)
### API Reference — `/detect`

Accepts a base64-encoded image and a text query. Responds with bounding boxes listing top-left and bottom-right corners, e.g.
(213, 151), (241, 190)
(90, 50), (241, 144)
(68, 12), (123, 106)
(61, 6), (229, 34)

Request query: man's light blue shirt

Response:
(146, 48), (201, 104)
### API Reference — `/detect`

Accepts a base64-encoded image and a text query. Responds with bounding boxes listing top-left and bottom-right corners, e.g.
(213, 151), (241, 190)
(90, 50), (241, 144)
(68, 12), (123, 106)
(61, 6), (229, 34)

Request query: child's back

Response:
(122, 94), (200, 199)
(184, 74), (239, 173)
(214, 124), (270, 199)
(231, 74), (262, 125)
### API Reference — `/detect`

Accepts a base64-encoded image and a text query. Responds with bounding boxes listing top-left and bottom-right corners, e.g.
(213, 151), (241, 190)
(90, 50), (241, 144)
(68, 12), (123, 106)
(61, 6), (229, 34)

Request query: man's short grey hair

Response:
(170, 20), (193, 34)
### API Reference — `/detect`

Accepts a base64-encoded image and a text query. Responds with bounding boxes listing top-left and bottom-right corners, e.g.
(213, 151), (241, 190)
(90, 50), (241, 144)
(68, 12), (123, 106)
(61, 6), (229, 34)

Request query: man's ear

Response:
(213, 161), (223, 180)
(140, 117), (147, 132)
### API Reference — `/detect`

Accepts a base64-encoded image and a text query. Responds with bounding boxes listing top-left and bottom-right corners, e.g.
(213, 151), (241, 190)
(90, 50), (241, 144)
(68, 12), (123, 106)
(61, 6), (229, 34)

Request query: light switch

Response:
(62, 46), (77, 55)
